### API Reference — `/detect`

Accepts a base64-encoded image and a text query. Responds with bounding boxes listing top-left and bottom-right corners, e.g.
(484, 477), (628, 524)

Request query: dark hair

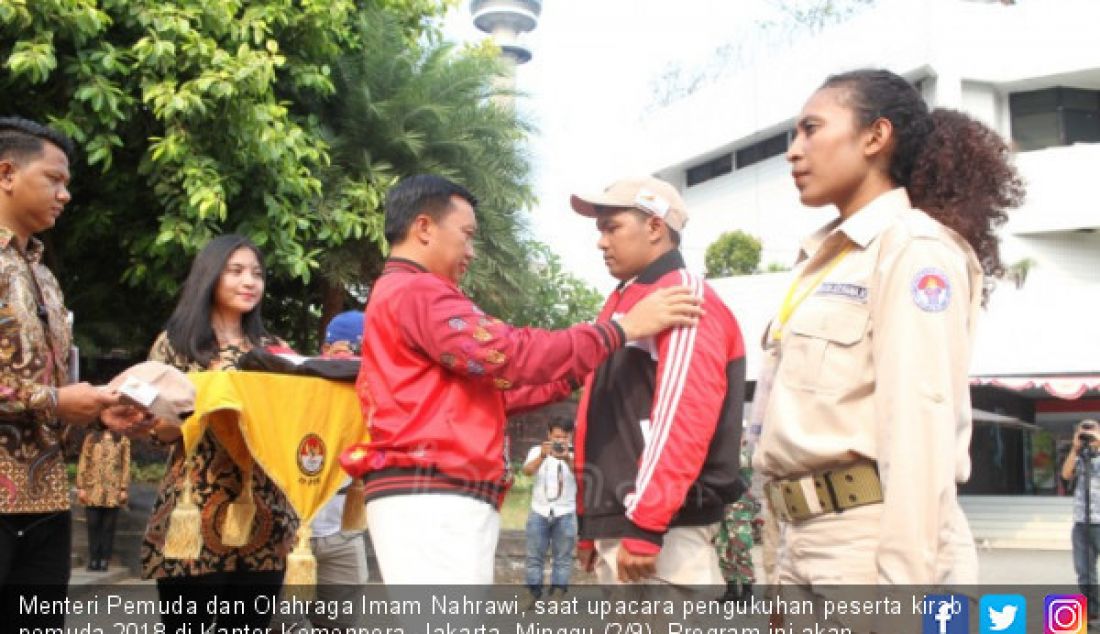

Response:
(0, 116), (75, 163)
(165, 234), (269, 367)
(384, 174), (478, 245)
(820, 69), (1024, 286)
(548, 419), (574, 433)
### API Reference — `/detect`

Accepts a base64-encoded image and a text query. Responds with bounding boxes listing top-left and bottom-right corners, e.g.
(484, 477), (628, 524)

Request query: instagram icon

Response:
(1045, 595), (1087, 634)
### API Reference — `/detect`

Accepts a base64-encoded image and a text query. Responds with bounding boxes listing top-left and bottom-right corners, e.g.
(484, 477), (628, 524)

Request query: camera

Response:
(1079, 421), (1099, 445)
(551, 441), (572, 454)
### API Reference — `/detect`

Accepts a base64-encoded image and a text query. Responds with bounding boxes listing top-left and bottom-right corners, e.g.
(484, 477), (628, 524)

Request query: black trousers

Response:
(0, 511), (72, 629)
(157, 569), (285, 631)
(85, 506), (120, 564)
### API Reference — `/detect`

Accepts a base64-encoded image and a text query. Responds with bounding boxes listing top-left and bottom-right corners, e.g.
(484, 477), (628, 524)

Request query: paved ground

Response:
(68, 544), (1078, 587)
(67, 545), (1078, 588)
(977, 547), (1075, 585)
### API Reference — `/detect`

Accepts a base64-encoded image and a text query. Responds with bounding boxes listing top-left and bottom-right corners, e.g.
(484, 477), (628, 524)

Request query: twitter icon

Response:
(980, 595), (1026, 634)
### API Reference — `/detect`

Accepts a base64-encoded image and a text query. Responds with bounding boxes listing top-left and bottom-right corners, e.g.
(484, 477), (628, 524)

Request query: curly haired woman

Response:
(752, 68), (1024, 586)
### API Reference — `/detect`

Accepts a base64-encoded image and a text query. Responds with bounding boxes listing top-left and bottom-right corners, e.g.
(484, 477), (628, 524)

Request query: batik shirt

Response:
(0, 227), (72, 514)
(76, 431), (131, 508)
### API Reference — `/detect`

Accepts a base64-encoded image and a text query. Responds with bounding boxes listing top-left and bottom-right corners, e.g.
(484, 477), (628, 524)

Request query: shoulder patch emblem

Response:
(911, 267), (951, 312)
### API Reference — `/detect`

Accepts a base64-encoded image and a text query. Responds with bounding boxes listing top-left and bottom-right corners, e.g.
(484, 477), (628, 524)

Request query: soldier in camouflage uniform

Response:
(716, 445), (762, 601)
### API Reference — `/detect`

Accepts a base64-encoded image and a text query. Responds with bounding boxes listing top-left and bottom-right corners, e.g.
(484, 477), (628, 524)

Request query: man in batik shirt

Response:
(0, 117), (128, 625)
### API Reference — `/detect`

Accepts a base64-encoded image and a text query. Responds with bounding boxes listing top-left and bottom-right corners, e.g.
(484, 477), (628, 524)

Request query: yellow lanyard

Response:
(772, 246), (852, 342)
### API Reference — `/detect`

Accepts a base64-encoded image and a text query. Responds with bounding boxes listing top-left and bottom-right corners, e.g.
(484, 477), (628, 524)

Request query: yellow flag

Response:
(180, 371), (367, 525)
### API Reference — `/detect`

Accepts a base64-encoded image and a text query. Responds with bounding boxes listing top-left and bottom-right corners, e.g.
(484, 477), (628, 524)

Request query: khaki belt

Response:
(764, 461), (883, 523)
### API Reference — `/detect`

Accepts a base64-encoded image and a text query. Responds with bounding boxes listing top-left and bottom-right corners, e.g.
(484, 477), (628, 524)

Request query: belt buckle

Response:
(769, 476), (821, 522)
(764, 481), (792, 522)
(825, 462), (882, 510)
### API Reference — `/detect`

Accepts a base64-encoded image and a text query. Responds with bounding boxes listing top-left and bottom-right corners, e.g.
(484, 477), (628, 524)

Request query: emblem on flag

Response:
(297, 433), (326, 477)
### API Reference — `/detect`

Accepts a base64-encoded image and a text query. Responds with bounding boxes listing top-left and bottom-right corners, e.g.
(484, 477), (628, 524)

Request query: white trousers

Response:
(594, 523), (723, 586)
(367, 494), (500, 584)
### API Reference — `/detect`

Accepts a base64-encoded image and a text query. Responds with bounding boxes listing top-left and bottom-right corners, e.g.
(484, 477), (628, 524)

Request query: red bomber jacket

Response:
(350, 258), (626, 508)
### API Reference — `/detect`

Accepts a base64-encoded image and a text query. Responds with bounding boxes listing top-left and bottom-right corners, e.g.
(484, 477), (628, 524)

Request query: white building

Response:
(643, 0), (1100, 548)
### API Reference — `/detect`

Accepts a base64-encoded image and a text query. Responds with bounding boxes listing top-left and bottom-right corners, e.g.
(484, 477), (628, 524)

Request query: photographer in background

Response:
(522, 420), (577, 599)
(1062, 418), (1100, 624)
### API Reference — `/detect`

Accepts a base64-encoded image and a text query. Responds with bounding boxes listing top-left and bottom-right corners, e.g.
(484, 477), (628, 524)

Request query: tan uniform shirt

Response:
(753, 188), (982, 584)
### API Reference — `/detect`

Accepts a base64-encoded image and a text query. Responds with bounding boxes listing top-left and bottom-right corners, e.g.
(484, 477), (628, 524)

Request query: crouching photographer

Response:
(1062, 418), (1100, 624)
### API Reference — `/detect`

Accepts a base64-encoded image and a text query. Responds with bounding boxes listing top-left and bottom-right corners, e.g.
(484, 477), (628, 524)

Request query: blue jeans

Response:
(1073, 523), (1100, 618)
(525, 511), (576, 592)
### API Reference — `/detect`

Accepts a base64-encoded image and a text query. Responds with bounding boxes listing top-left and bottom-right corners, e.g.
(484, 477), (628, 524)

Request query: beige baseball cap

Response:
(106, 361), (196, 425)
(570, 176), (689, 232)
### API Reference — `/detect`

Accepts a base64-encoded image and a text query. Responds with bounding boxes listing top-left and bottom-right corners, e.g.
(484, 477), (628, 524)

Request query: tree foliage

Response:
(505, 243), (603, 330)
(705, 230), (762, 278)
(1, 0), (576, 355)
(300, 10), (538, 329)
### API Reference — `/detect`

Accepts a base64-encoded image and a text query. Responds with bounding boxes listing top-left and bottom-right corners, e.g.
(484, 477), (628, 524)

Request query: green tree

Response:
(506, 243), (603, 330)
(300, 9), (538, 331)
(705, 230), (762, 278)
(0, 0), (456, 355)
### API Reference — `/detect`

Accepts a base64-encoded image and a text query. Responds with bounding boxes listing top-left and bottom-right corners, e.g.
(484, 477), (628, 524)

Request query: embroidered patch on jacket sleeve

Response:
(911, 267), (951, 312)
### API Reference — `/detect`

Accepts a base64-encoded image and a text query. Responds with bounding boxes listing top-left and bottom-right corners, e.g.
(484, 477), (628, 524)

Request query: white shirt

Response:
(526, 445), (577, 518)
(311, 478), (355, 538)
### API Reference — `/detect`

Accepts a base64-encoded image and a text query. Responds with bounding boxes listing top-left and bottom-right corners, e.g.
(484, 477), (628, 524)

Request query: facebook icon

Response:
(922, 594), (969, 634)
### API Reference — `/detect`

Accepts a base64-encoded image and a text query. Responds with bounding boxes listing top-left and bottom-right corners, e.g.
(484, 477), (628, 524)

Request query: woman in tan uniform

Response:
(752, 69), (1023, 585)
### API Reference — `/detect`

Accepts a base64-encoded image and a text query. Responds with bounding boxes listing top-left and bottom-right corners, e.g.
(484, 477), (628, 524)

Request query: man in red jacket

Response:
(571, 176), (747, 586)
(351, 174), (702, 583)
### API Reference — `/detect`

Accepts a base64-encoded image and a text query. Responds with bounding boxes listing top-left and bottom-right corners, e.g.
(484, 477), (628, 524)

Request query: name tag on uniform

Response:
(815, 282), (869, 303)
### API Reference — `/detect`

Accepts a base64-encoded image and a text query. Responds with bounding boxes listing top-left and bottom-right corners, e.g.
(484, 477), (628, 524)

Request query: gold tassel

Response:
(221, 466), (256, 547)
(164, 465), (202, 560)
(284, 526), (317, 600)
(340, 477), (368, 532)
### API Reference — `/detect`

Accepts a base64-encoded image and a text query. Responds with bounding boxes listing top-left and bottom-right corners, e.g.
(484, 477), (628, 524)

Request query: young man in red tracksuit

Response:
(347, 174), (703, 583)
(570, 176), (747, 585)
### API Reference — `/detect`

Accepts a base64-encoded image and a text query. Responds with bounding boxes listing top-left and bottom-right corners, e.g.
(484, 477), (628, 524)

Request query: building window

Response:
(686, 153), (732, 187)
(735, 131), (791, 169)
(1010, 87), (1100, 152)
(684, 130), (795, 187)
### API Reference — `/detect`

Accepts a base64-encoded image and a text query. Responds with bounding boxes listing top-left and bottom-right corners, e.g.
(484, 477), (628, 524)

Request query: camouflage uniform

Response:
(716, 449), (763, 591)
